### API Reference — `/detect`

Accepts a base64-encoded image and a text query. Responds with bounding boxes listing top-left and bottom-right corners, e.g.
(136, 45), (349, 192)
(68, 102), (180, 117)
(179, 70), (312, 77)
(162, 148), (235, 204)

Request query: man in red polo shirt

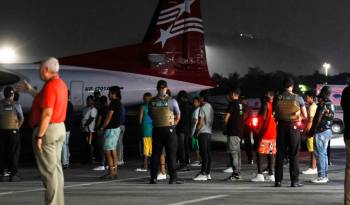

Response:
(21, 57), (67, 205)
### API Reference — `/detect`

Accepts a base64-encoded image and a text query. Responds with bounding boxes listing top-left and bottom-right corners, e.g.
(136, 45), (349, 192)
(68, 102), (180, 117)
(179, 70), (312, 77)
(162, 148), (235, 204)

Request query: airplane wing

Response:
(0, 65), (21, 85)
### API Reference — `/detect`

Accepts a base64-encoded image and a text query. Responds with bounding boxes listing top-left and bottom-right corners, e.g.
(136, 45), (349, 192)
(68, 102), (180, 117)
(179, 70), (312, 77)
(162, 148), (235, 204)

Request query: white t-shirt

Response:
(198, 103), (214, 134)
(82, 106), (98, 132)
(191, 107), (200, 136)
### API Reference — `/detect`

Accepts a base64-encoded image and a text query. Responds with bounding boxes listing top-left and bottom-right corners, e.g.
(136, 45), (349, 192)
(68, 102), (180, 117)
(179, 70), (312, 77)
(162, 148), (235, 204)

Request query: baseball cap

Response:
(4, 86), (15, 98)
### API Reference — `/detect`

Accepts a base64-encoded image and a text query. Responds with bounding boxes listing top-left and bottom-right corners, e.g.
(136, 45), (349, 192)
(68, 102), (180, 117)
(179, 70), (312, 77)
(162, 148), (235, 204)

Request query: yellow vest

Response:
(0, 100), (19, 130)
(275, 92), (301, 121)
(150, 96), (175, 127)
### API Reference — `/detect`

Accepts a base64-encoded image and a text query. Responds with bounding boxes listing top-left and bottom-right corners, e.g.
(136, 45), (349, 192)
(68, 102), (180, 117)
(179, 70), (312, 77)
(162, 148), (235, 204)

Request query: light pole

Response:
(323, 62), (331, 84)
(323, 62), (331, 77)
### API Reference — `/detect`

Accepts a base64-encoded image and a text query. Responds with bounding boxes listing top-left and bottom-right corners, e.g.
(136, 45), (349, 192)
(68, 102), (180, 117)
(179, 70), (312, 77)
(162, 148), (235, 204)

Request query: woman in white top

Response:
(82, 95), (98, 163)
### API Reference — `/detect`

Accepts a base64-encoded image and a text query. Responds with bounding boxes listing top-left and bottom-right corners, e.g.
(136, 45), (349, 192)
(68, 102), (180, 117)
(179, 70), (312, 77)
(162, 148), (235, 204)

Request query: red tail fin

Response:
(58, 0), (213, 86)
(144, 0), (208, 70)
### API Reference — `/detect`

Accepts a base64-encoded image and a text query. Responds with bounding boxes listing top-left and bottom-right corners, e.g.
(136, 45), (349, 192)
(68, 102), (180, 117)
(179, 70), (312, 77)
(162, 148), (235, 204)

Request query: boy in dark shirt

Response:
(224, 87), (244, 180)
(176, 90), (192, 171)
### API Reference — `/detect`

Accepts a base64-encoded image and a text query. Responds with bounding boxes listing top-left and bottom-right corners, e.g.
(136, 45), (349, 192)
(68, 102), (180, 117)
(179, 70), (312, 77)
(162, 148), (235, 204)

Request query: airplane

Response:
(0, 0), (214, 112)
(0, 68), (20, 86)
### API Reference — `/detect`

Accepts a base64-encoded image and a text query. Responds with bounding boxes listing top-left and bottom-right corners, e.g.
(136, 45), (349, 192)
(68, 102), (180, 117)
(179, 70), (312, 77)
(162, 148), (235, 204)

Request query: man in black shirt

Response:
(93, 96), (109, 171)
(341, 79), (350, 205)
(176, 90), (192, 171)
(224, 87), (244, 180)
(99, 86), (122, 179)
(93, 90), (101, 110)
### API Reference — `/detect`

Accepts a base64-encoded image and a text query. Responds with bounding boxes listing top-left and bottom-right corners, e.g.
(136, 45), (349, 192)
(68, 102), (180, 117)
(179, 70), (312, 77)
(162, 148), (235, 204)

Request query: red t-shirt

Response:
(261, 101), (277, 140)
(29, 76), (68, 127)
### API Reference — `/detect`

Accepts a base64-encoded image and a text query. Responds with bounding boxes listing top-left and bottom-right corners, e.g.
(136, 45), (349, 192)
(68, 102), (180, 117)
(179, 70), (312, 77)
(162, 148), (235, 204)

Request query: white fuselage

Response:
(1, 64), (210, 111)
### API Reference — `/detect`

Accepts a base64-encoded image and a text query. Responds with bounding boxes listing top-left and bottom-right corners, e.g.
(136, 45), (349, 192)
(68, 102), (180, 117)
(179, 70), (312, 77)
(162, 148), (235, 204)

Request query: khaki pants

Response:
(33, 123), (66, 205)
(227, 136), (241, 173)
(345, 140), (350, 205)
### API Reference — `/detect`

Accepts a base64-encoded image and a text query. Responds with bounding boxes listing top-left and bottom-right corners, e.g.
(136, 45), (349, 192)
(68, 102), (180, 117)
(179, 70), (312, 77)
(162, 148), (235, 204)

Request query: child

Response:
(136, 93), (153, 171)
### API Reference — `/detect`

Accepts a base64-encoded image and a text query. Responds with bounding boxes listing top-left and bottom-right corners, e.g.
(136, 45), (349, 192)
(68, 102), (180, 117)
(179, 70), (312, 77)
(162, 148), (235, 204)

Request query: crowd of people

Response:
(0, 57), (349, 205)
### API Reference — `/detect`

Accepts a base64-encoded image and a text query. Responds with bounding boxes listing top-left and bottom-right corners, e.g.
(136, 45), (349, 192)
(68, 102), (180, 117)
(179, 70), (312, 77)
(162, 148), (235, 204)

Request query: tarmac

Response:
(0, 148), (347, 205)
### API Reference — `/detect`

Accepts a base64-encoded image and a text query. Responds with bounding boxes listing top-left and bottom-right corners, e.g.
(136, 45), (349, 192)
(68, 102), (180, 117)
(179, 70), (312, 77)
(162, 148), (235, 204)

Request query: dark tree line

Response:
(211, 67), (350, 98)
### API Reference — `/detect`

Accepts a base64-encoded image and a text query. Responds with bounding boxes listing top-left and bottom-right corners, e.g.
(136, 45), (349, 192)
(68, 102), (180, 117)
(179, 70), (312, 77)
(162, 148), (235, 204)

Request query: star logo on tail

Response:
(154, 0), (203, 48)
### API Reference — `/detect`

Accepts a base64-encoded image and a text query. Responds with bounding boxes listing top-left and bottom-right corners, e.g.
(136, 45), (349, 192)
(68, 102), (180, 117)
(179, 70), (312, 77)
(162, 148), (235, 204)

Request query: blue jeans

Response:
(314, 129), (332, 178)
(61, 131), (70, 166)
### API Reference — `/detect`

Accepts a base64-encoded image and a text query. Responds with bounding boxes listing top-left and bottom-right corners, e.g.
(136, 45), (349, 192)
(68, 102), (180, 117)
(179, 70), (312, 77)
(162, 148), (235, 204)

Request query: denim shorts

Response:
(103, 127), (121, 151)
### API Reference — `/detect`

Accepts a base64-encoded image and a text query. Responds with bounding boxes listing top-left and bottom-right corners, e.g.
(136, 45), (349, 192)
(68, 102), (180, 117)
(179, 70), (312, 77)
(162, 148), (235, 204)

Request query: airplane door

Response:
(70, 81), (84, 108)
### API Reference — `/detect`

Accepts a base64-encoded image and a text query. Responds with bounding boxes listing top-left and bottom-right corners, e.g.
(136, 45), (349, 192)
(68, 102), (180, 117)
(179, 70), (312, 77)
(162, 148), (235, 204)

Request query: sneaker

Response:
(228, 173), (242, 181)
(9, 174), (21, 182)
(117, 161), (125, 166)
(262, 168), (269, 174)
(3, 170), (10, 177)
(135, 168), (148, 172)
(190, 161), (201, 167)
(62, 165), (69, 169)
(291, 182), (304, 187)
(302, 168), (317, 175)
(169, 179), (185, 184)
(207, 174), (212, 180)
(265, 174), (275, 182)
(193, 173), (208, 181)
(92, 166), (105, 171)
(251, 174), (265, 182)
(157, 173), (167, 180)
(223, 167), (233, 173)
(149, 178), (157, 184)
(311, 177), (329, 184)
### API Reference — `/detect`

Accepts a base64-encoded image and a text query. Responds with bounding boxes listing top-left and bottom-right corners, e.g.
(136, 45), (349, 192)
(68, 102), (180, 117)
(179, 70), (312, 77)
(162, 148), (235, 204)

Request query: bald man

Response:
(24, 57), (68, 205)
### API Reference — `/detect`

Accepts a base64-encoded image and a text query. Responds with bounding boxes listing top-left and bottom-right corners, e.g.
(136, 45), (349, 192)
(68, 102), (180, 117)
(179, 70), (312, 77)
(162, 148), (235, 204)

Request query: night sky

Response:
(0, 0), (349, 76)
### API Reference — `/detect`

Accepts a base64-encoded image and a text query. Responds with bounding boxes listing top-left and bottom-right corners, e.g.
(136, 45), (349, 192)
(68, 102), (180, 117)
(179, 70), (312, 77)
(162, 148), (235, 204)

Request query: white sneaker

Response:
(117, 161), (125, 166)
(3, 171), (10, 177)
(135, 168), (148, 172)
(157, 173), (167, 180)
(311, 177), (329, 184)
(302, 168), (317, 175)
(265, 174), (275, 182)
(207, 174), (212, 180)
(262, 168), (268, 174)
(92, 166), (105, 171)
(193, 174), (208, 181)
(251, 174), (265, 182)
(223, 167), (233, 173)
(190, 161), (201, 167)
